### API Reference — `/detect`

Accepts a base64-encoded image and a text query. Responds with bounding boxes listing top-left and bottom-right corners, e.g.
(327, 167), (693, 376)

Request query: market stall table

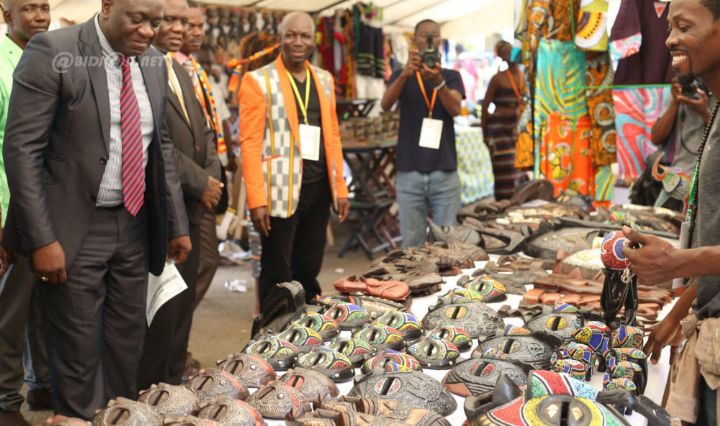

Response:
(255, 255), (675, 425)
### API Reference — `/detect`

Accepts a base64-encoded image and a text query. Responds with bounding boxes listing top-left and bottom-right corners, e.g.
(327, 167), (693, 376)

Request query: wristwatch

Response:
(435, 80), (446, 90)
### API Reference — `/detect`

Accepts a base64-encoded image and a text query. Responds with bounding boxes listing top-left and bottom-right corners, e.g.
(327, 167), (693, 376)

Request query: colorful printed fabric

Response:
(539, 114), (594, 197)
(585, 53), (617, 167)
(533, 39), (588, 167)
(186, 57), (228, 166)
(515, 120), (535, 170)
(609, 33), (641, 64)
(551, 0), (580, 42)
(521, 0), (551, 97)
(487, 87), (522, 200)
(575, 0), (609, 51)
(612, 86), (671, 180)
(595, 165), (615, 203)
(610, 0), (673, 85)
(455, 127), (494, 205)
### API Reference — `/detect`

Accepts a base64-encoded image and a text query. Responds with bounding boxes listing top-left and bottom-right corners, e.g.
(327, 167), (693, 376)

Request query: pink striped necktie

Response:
(118, 55), (144, 216)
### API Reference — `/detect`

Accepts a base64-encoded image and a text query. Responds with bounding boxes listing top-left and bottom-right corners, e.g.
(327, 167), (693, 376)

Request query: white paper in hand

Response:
(146, 262), (187, 326)
(419, 118), (443, 150)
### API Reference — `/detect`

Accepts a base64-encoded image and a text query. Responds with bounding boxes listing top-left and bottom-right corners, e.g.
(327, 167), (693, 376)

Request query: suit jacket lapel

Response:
(138, 49), (165, 144)
(78, 19), (110, 153)
(275, 57), (301, 148)
(309, 64), (330, 141)
(172, 60), (203, 152)
(167, 85), (192, 131)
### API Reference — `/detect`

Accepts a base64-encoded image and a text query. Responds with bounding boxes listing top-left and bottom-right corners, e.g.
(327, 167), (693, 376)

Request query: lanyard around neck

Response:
(416, 71), (438, 118)
(686, 100), (720, 241)
(287, 68), (311, 125)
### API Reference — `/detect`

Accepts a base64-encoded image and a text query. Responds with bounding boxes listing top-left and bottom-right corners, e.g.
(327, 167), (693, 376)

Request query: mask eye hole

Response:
(378, 378), (398, 396)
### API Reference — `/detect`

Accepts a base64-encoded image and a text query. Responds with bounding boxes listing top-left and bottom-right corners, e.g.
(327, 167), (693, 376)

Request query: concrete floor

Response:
(20, 222), (375, 424)
(187, 224), (375, 368)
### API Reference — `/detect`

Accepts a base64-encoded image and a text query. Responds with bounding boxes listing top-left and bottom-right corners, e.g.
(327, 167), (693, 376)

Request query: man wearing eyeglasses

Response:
(3, 0), (190, 418)
(137, 0), (221, 389)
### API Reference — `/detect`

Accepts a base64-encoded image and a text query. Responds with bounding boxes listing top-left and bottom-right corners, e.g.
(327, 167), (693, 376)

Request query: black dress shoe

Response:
(0, 409), (31, 426)
(26, 388), (52, 411)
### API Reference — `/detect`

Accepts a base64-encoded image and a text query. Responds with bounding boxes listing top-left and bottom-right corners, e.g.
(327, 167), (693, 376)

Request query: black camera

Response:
(421, 35), (440, 69)
(678, 73), (699, 99)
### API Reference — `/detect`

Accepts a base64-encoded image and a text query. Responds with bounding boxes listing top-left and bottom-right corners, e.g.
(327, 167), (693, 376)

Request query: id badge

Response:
(299, 124), (321, 161)
(672, 221), (692, 289)
(419, 118), (443, 150)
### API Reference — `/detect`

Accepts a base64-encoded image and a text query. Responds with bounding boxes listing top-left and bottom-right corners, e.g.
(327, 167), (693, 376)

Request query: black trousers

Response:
(0, 256), (50, 411)
(259, 179), (331, 311)
(137, 205), (201, 390)
(194, 210), (219, 309)
(39, 206), (148, 419)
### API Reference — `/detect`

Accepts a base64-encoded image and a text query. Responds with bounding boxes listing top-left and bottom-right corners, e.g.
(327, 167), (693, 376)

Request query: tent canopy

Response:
(44, 0), (512, 38)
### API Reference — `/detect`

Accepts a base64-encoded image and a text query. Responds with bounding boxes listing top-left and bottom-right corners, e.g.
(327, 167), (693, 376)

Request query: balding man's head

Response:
(2, 0), (50, 48)
(278, 11), (314, 36)
(278, 11), (314, 69)
(99, 0), (164, 57)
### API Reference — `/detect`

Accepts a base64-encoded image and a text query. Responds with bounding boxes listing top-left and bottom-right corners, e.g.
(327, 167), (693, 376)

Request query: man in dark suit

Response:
(3, 0), (192, 419)
(137, 0), (221, 390)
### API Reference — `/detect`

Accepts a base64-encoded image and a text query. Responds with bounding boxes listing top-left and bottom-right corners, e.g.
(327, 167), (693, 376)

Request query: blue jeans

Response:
(396, 170), (461, 249)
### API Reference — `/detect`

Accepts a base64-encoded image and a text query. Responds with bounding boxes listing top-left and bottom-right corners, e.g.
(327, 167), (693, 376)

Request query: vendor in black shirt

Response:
(290, 72), (327, 183)
(381, 19), (465, 248)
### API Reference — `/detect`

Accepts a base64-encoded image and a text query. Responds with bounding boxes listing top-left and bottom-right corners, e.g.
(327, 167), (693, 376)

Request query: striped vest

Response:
(246, 62), (335, 218)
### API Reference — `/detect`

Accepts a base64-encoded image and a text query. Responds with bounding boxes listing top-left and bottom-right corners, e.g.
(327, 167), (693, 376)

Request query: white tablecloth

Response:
(262, 257), (674, 425)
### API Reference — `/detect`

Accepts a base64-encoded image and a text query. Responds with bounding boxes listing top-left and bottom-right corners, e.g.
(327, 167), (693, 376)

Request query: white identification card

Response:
(419, 118), (443, 150)
(300, 124), (321, 161)
(146, 262), (188, 326)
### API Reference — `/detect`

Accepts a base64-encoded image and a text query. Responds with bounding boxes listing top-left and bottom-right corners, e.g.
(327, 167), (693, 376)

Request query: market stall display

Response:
(61, 187), (683, 426)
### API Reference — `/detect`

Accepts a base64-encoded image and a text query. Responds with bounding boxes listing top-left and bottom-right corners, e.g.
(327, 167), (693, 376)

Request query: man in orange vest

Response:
(239, 12), (349, 310)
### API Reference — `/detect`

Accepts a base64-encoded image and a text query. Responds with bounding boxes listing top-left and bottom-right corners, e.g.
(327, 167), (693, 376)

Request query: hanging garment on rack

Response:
(456, 128), (495, 205)
(342, 9), (356, 99)
(354, 4), (385, 79)
(316, 17), (335, 75)
(551, 0), (580, 42)
(533, 39), (588, 165)
(520, 0), (550, 96)
(612, 86), (672, 180)
(595, 165), (614, 205)
(539, 113), (594, 197)
(585, 52), (617, 167)
(610, 0), (673, 85)
(575, 0), (609, 51)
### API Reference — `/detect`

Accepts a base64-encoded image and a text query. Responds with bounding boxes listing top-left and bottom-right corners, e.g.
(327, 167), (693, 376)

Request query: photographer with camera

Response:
(381, 19), (465, 248)
(651, 75), (713, 174)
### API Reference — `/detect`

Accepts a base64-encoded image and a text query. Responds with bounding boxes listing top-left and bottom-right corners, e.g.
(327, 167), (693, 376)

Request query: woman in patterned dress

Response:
(482, 41), (525, 200)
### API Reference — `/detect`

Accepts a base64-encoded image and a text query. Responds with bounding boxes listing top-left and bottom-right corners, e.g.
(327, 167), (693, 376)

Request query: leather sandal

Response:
(333, 276), (410, 301)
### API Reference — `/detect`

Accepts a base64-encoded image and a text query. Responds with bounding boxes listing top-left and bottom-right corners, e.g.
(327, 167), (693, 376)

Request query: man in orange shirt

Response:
(239, 12), (348, 310)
